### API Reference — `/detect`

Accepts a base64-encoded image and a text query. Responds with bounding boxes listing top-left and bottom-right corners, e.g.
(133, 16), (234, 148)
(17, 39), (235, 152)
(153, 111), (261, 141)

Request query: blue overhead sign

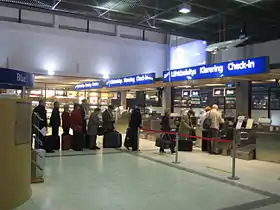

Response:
(106, 73), (155, 88)
(163, 57), (269, 83)
(75, 81), (103, 90)
(0, 68), (34, 88)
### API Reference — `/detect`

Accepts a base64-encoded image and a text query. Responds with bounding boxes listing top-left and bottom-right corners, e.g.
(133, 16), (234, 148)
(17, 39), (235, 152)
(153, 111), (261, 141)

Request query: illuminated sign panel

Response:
(163, 57), (269, 82)
(106, 73), (155, 88)
(75, 81), (102, 90)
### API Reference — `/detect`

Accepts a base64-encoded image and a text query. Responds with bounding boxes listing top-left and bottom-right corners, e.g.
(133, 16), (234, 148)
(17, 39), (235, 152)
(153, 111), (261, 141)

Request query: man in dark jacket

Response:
(129, 105), (142, 151)
(102, 105), (115, 133)
(33, 99), (48, 150)
(50, 101), (60, 137)
(33, 100), (48, 130)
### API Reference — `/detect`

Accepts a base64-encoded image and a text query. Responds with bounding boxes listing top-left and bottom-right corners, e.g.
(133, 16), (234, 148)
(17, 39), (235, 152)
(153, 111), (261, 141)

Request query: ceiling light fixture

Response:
(179, 3), (191, 14)
(103, 74), (110, 79)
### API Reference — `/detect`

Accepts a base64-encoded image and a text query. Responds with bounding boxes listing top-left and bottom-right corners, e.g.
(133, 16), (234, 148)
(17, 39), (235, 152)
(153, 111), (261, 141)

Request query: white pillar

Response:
(163, 86), (172, 113)
(120, 91), (126, 109)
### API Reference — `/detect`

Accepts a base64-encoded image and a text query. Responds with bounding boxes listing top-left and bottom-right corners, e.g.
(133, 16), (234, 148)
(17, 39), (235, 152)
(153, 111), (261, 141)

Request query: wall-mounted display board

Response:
(145, 89), (161, 107)
(252, 87), (269, 110)
(212, 87), (236, 109)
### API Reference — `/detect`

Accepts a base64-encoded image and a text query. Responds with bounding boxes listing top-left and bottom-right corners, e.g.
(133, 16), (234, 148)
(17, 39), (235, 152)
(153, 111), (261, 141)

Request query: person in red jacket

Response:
(71, 103), (84, 151)
(61, 104), (71, 135)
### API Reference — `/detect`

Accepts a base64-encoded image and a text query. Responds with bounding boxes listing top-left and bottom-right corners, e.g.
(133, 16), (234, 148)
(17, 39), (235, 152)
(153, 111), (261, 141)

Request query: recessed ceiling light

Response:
(234, 0), (261, 4)
(178, 3), (191, 14)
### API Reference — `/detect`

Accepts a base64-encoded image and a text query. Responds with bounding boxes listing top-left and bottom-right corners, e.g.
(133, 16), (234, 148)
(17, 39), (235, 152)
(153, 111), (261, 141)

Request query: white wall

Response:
(0, 6), (167, 78)
(212, 39), (280, 64)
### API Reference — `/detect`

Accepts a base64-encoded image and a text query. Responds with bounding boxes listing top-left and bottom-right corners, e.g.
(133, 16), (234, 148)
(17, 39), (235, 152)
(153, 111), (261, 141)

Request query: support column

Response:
(163, 86), (172, 113)
(21, 86), (26, 99)
(235, 80), (252, 117)
(53, 14), (59, 28)
(120, 91), (127, 109)
(135, 91), (145, 108)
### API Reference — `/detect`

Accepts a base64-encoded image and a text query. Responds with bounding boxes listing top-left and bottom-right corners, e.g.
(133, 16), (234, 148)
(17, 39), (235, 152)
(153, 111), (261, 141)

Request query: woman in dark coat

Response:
(87, 108), (101, 150)
(160, 109), (175, 154)
(61, 104), (71, 135)
(102, 105), (115, 133)
(71, 104), (84, 151)
(50, 101), (61, 137)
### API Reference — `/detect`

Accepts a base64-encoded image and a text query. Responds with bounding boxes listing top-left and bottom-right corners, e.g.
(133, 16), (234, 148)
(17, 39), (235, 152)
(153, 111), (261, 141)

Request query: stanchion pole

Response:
(228, 129), (239, 180)
(172, 132), (180, 164)
(137, 127), (140, 152)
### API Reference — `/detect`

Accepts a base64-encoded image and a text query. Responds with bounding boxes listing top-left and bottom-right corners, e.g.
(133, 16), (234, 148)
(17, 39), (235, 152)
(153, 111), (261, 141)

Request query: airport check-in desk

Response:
(255, 126), (280, 163)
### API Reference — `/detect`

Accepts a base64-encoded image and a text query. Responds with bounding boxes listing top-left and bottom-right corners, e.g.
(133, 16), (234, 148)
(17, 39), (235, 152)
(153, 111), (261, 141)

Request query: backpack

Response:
(202, 111), (212, 130)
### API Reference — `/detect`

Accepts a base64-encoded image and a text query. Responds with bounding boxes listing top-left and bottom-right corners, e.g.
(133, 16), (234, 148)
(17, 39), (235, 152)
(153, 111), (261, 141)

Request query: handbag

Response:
(203, 111), (212, 130)
(97, 126), (105, 136)
(188, 129), (196, 141)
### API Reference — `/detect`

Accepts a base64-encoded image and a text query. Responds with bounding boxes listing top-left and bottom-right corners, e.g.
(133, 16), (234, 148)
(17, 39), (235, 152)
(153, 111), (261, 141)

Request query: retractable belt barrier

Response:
(140, 128), (232, 143)
(138, 127), (239, 181)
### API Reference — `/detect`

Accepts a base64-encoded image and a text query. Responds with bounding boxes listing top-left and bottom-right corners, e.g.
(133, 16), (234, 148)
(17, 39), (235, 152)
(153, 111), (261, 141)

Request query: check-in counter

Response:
(256, 132), (280, 163)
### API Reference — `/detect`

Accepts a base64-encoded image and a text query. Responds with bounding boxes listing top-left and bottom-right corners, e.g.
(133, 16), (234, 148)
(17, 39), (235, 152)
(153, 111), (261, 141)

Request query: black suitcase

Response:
(51, 135), (60, 150)
(85, 134), (90, 149)
(155, 134), (170, 149)
(124, 128), (132, 148)
(178, 140), (193, 151)
(103, 131), (122, 148)
(40, 135), (53, 152)
(73, 132), (85, 151)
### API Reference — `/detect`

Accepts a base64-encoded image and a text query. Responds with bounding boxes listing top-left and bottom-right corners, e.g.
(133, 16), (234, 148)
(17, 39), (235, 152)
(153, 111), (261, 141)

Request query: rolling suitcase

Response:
(124, 128), (132, 148)
(178, 140), (193, 151)
(40, 135), (52, 153)
(103, 131), (122, 148)
(73, 132), (85, 151)
(62, 133), (73, 150)
(155, 134), (169, 149)
(51, 135), (60, 150)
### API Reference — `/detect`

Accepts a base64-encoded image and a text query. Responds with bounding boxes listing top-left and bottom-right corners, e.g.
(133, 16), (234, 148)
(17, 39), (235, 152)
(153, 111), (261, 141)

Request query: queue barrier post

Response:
(137, 127), (140, 152)
(228, 130), (239, 180)
(172, 132), (180, 164)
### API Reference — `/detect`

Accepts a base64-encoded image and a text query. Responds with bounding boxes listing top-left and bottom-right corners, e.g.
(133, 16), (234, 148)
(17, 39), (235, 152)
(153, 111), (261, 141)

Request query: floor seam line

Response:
(116, 149), (280, 199)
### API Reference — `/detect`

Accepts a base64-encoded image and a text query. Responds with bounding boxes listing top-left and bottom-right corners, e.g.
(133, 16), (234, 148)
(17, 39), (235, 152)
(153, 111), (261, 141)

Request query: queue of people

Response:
(157, 104), (224, 154)
(32, 99), (117, 152)
(200, 104), (224, 154)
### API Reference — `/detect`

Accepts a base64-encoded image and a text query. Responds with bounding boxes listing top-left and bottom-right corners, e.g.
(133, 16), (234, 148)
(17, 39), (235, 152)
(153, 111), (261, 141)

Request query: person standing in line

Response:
(208, 104), (224, 154)
(159, 109), (175, 154)
(71, 103), (84, 151)
(178, 109), (194, 140)
(200, 106), (212, 152)
(129, 105), (142, 152)
(102, 105), (115, 133)
(81, 99), (89, 134)
(81, 99), (90, 148)
(61, 104), (71, 135)
(50, 101), (61, 137)
(33, 99), (48, 149)
(87, 108), (102, 150)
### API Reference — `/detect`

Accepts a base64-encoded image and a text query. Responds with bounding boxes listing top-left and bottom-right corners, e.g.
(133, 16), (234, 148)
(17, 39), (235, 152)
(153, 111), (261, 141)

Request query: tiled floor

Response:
(16, 138), (280, 210)
(136, 139), (280, 197)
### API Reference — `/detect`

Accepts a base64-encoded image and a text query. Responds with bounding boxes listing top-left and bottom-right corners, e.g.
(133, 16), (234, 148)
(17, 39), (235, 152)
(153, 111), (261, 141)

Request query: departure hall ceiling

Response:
(1, 0), (280, 44)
